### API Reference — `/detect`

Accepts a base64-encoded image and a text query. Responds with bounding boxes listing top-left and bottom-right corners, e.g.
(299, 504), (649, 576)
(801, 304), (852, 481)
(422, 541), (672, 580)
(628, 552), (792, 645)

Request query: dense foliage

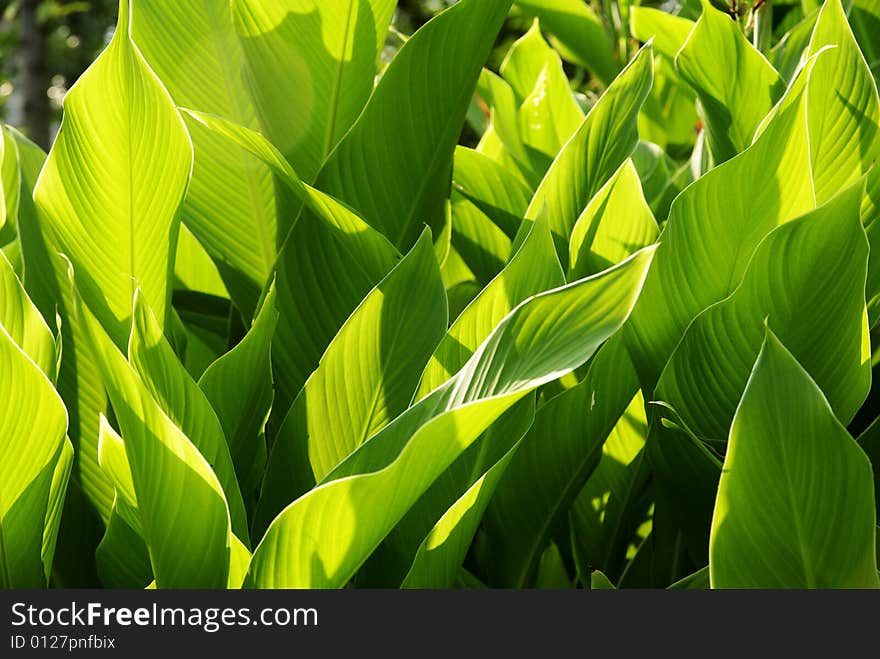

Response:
(1, 0), (879, 589)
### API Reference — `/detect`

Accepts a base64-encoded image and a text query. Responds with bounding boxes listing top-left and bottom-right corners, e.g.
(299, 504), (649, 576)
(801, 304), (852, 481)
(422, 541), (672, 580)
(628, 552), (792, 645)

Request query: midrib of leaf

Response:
(778, 430), (817, 588)
(126, 44), (137, 318)
(352, 297), (410, 452)
(323, 0), (358, 167)
(205, 0), (274, 274)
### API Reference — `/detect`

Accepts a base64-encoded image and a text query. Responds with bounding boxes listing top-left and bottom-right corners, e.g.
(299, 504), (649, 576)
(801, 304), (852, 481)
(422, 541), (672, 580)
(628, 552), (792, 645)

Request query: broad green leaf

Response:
(78, 288), (233, 588)
(625, 58), (816, 391)
(95, 418), (152, 588)
(668, 565), (710, 589)
(568, 159), (659, 280)
(317, 0), (513, 248)
(400, 404), (534, 589)
(34, 1), (192, 349)
(568, 391), (649, 578)
(132, 0), (278, 316)
(656, 182), (870, 441)
(129, 293), (248, 543)
(247, 247), (655, 587)
(501, 20), (584, 158)
(97, 415), (138, 516)
(483, 335), (640, 586)
(590, 570), (617, 589)
(770, 10), (819, 83)
(95, 503), (153, 588)
(501, 19), (564, 103)
(453, 147), (531, 240)
(851, 0), (880, 80)
(864, 166), (880, 325)
(0, 126), (21, 242)
(0, 249), (55, 378)
(41, 437), (73, 583)
(233, 0), (395, 183)
(806, 0), (880, 204)
(417, 217), (565, 399)
(638, 57), (699, 150)
(173, 225), (229, 299)
(534, 543), (572, 588)
(450, 147), (533, 283)
(14, 128), (114, 576)
(522, 44), (654, 267)
(0, 322), (68, 587)
(182, 111), (401, 412)
(257, 232), (446, 532)
(515, 0), (620, 86)
(450, 195), (513, 285)
(674, 0), (785, 163)
(199, 289), (278, 505)
(629, 7), (694, 60)
(710, 332), (879, 588)
(860, 416), (880, 511)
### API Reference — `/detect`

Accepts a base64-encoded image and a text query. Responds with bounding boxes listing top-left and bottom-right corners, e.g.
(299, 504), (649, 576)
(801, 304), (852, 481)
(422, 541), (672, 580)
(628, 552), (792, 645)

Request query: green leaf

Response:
(78, 286), (233, 588)
(449, 147), (532, 283)
(629, 7), (694, 60)
(129, 292), (249, 543)
(859, 416), (880, 512)
(247, 247), (655, 587)
(257, 232), (447, 532)
(863, 166), (880, 325)
(181, 109), (401, 417)
(806, 0), (880, 204)
(401, 405), (534, 589)
(317, 0), (513, 248)
(482, 334), (640, 586)
(132, 0), (278, 316)
(0, 249), (56, 379)
(568, 391), (649, 578)
(199, 289), (278, 506)
(173, 226), (229, 299)
(568, 159), (659, 280)
(590, 569), (617, 589)
(668, 565), (710, 589)
(0, 320), (68, 587)
(514, 0), (620, 86)
(674, 0), (785, 163)
(770, 10), (818, 83)
(638, 57), (699, 150)
(233, 0), (395, 183)
(522, 44), (654, 267)
(0, 126), (21, 243)
(501, 20), (584, 158)
(710, 331), (879, 588)
(656, 181), (871, 441)
(625, 57), (816, 392)
(95, 417), (152, 588)
(416, 217), (564, 399)
(34, 1), (192, 349)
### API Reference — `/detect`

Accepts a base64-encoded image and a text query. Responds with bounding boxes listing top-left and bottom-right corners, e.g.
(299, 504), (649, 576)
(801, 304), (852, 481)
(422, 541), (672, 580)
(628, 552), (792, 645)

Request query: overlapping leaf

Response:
(247, 247), (655, 587)
(522, 44), (654, 265)
(656, 181), (870, 441)
(132, 0), (279, 317)
(710, 332), (879, 588)
(34, 0), (191, 349)
(317, 0), (513, 248)
(257, 232), (447, 533)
